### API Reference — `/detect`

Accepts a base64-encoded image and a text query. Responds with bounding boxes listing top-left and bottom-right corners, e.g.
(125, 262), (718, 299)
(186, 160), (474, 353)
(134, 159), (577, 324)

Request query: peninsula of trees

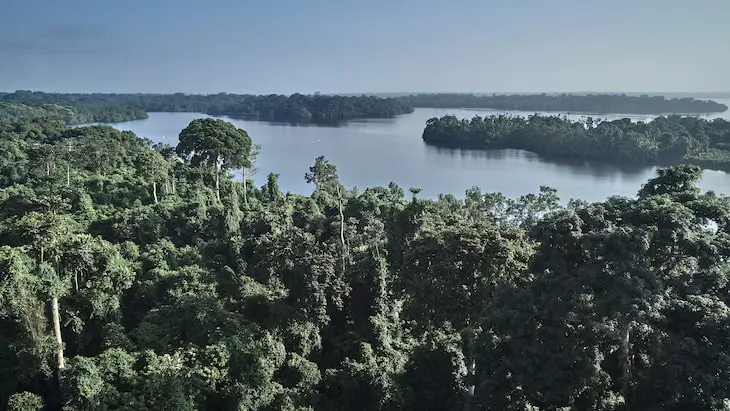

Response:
(422, 113), (730, 171)
(0, 101), (148, 124)
(2, 115), (730, 410)
(0, 91), (414, 125)
(401, 92), (729, 114)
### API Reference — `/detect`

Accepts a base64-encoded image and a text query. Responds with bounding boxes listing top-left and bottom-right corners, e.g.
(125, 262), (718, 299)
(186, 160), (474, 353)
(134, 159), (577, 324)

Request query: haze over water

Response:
(98, 100), (730, 203)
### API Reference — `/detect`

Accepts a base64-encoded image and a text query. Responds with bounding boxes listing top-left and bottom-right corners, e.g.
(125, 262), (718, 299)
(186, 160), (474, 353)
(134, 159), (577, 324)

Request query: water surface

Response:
(98, 100), (730, 202)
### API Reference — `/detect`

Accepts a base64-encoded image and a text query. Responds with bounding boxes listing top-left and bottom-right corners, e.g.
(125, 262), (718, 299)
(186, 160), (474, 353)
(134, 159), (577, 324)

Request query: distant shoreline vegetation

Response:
(0, 91), (727, 126)
(400, 93), (728, 115)
(0, 101), (148, 125)
(422, 114), (730, 172)
(0, 91), (414, 125)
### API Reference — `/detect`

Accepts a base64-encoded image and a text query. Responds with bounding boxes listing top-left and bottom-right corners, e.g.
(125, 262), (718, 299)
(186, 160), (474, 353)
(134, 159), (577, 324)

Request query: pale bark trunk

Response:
(152, 181), (158, 204)
(242, 169), (248, 209)
(51, 297), (65, 371)
(337, 185), (347, 272)
(215, 165), (221, 202)
(171, 173), (176, 194)
(463, 328), (476, 411)
(464, 357), (476, 411)
(620, 323), (631, 398)
(67, 143), (72, 188)
(214, 154), (222, 202)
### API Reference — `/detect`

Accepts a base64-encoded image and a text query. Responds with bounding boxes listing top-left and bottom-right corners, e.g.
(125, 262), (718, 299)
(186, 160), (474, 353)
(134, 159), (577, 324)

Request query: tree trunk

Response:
(463, 328), (476, 411)
(51, 297), (65, 372)
(620, 322), (632, 399)
(337, 185), (347, 272)
(242, 169), (248, 209)
(215, 165), (221, 202)
(67, 142), (73, 188)
(171, 173), (176, 194)
(152, 180), (158, 204)
(465, 357), (476, 411)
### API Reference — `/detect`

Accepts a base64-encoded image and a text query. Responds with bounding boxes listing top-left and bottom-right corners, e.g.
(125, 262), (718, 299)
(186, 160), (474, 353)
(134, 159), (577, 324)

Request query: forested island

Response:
(422, 114), (730, 171)
(401, 93), (728, 114)
(0, 91), (414, 125)
(2, 114), (730, 410)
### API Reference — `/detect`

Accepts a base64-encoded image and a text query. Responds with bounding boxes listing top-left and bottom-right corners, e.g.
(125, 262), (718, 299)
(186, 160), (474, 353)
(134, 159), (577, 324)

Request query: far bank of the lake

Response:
(94, 103), (730, 202)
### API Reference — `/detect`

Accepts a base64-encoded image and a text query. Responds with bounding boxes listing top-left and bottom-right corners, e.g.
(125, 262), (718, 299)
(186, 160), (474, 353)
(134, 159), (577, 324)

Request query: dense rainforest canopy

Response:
(0, 91), (414, 125)
(402, 93), (728, 115)
(422, 113), (730, 172)
(2, 115), (730, 410)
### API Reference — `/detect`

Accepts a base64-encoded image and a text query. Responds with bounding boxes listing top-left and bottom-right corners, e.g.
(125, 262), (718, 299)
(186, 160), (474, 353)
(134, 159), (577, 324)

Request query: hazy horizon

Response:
(2, 0), (729, 94)
(3, 91), (730, 100)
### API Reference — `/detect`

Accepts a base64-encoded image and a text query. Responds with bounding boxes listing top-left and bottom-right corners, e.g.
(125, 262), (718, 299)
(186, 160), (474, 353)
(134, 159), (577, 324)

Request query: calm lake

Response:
(98, 101), (730, 203)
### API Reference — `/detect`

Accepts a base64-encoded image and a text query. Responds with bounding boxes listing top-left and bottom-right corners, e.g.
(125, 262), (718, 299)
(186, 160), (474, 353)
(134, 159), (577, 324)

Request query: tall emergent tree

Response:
(306, 156), (348, 271)
(175, 118), (255, 202)
(135, 148), (170, 204)
(399, 219), (532, 410)
(14, 196), (79, 387)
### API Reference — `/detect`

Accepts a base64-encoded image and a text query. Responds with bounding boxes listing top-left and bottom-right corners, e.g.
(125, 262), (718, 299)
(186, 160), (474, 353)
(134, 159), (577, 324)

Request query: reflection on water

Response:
(345, 117), (401, 126)
(426, 146), (650, 179)
(217, 116), (345, 129)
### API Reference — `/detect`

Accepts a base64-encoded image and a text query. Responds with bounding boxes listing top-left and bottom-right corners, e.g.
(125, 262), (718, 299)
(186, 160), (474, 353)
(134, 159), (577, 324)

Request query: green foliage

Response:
(176, 118), (257, 204)
(2, 116), (730, 410)
(0, 101), (147, 125)
(399, 332), (467, 411)
(1, 91), (414, 125)
(177, 118), (254, 171)
(7, 392), (45, 411)
(423, 113), (730, 171)
(6, 91), (727, 128)
(401, 92), (728, 114)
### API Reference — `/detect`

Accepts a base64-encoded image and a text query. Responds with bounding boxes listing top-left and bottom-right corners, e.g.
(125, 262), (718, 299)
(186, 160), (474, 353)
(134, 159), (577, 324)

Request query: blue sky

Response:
(1, 0), (728, 94)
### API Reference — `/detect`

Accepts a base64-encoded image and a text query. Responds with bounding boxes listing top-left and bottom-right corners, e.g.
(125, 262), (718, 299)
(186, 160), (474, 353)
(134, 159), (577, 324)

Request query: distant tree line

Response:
(422, 113), (730, 171)
(3, 91), (726, 126)
(0, 91), (414, 125)
(400, 93), (728, 114)
(0, 101), (148, 125)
